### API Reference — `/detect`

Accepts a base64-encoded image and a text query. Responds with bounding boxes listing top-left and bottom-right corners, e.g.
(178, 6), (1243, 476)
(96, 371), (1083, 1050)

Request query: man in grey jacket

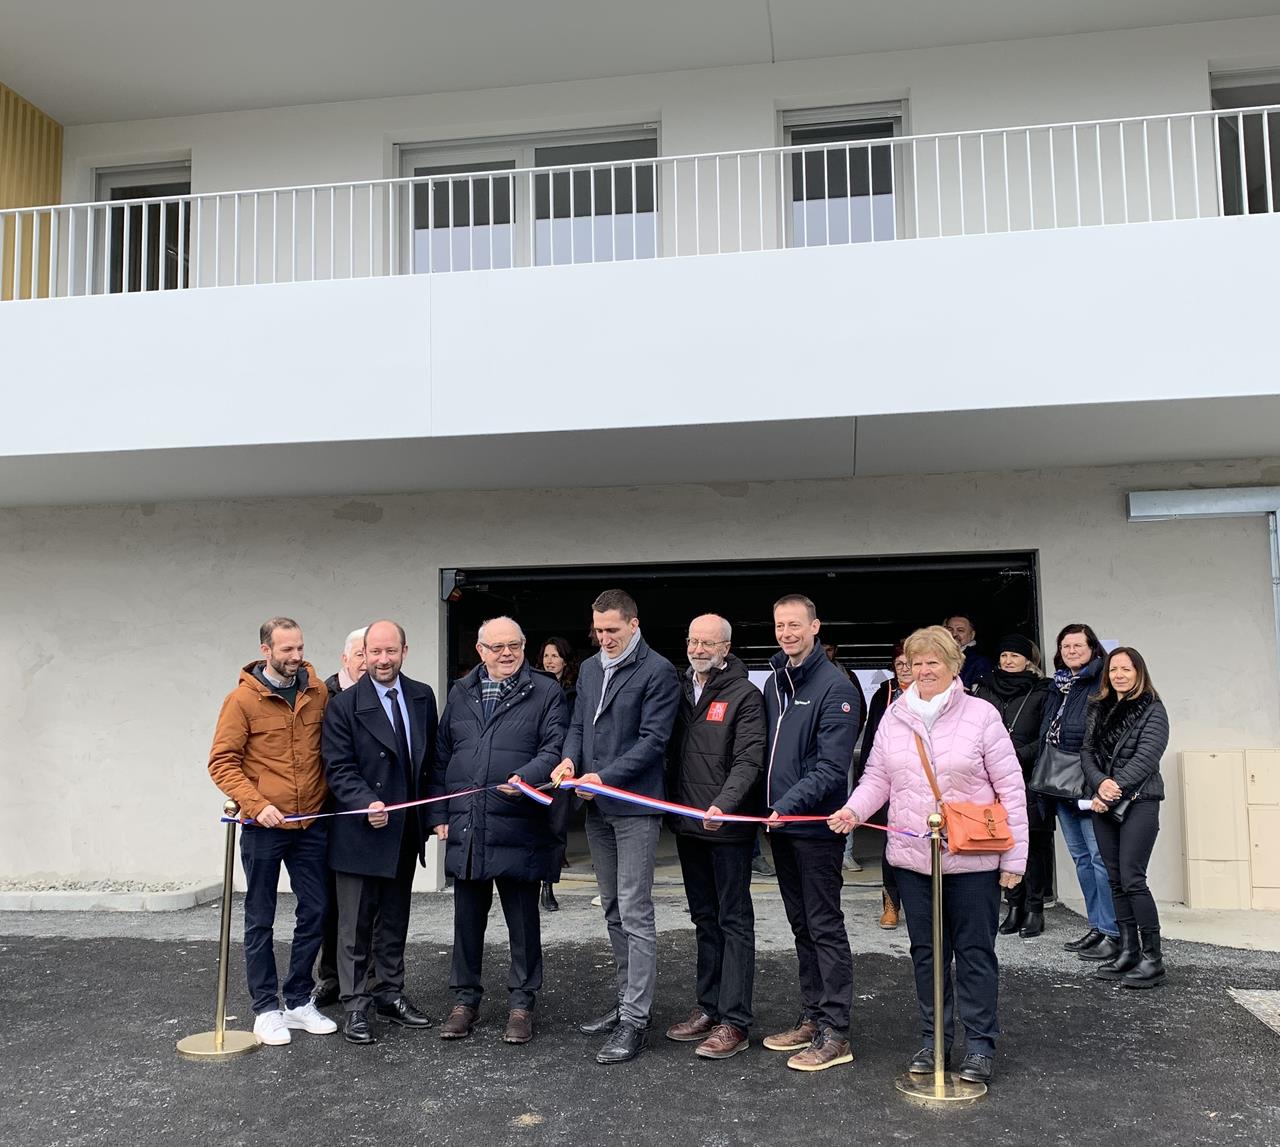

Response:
(552, 588), (681, 1065)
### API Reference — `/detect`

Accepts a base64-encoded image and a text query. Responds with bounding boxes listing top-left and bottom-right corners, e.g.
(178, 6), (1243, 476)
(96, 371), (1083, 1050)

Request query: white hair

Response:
(477, 616), (524, 643)
(342, 627), (368, 656)
(688, 614), (732, 642)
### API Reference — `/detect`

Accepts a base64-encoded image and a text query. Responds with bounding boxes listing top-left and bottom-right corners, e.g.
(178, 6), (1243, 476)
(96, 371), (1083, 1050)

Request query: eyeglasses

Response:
(686, 638), (727, 650)
(479, 640), (525, 654)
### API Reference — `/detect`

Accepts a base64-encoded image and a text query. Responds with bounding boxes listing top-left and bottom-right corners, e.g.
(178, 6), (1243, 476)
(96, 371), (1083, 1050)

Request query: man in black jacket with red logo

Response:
(664, 614), (765, 1061)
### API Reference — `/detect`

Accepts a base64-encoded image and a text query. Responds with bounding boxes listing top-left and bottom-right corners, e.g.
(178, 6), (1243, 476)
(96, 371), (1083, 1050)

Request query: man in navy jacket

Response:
(322, 620), (438, 1046)
(761, 594), (861, 1073)
(429, 616), (568, 1046)
(553, 588), (681, 1065)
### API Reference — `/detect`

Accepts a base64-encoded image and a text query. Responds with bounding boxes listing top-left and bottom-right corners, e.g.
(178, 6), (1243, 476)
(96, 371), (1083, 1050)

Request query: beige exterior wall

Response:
(2, 455), (1278, 902)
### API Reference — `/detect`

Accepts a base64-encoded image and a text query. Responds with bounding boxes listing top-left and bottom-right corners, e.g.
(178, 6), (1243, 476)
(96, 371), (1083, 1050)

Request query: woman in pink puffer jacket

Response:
(829, 626), (1027, 1086)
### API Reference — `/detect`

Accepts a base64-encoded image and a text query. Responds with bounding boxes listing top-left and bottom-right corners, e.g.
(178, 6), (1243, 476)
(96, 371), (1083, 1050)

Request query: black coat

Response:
(959, 650), (995, 689)
(666, 655), (766, 843)
(763, 642), (862, 838)
(562, 634), (681, 818)
(322, 672), (438, 879)
(1039, 656), (1104, 753)
(1082, 696), (1169, 803)
(856, 677), (903, 782)
(430, 662), (569, 882)
(972, 670), (1056, 831)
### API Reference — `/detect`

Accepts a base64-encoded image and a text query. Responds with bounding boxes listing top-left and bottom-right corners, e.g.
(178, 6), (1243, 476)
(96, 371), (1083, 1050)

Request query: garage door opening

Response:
(441, 551), (1040, 884)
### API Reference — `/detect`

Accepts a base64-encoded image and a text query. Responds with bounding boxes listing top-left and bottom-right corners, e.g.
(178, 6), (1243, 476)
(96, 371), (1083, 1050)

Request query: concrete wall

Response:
(59, 16), (1280, 199)
(2, 455), (1278, 902)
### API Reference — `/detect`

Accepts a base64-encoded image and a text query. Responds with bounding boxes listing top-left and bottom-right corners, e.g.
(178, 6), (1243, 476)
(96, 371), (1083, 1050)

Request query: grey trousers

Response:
(585, 806), (661, 1027)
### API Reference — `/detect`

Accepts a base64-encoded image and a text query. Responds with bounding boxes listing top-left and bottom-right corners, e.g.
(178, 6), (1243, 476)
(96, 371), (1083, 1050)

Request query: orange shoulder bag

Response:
(913, 733), (1014, 855)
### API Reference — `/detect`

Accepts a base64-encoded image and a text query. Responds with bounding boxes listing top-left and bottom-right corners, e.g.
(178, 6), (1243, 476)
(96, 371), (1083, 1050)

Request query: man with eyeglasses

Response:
(428, 616), (569, 1045)
(663, 614), (765, 1060)
(551, 588), (681, 1065)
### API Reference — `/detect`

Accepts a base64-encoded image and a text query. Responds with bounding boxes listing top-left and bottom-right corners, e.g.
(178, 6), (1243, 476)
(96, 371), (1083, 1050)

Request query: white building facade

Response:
(2, 3), (1279, 906)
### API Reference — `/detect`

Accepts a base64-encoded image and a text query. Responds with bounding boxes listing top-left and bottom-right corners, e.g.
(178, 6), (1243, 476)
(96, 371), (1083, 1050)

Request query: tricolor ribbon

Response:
(510, 777), (554, 806)
(558, 777), (921, 837)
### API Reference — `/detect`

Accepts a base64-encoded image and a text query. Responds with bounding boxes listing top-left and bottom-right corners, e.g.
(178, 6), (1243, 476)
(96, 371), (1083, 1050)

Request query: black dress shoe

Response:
(541, 882), (559, 912)
(1064, 928), (1104, 952)
(376, 996), (433, 1028)
(1079, 934), (1121, 962)
(1019, 910), (1045, 938)
(343, 1010), (376, 1045)
(958, 1053), (993, 1084)
(998, 905), (1026, 935)
(596, 1021), (648, 1064)
(312, 982), (340, 1009)
(908, 1044), (951, 1074)
(578, 1005), (621, 1035)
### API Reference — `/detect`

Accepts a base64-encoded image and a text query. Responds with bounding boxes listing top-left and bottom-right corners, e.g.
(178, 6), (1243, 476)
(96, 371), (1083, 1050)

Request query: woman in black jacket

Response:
(1082, 647), (1170, 989)
(971, 634), (1055, 938)
(538, 636), (578, 911)
(855, 640), (912, 929)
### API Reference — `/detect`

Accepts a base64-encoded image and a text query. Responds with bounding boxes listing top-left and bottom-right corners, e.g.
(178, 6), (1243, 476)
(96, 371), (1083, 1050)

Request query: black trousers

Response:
(675, 834), (756, 1032)
(772, 833), (853, 1037)
(1093, 800), (1161, 931)
(895, 867), (1001, 1056)
(451, 877), (543, 1010)
(334, 827), (419, 1014)
(869, 804), (901, 907)
(1005, 829), (1055, 912)
(315, 868), (340, 993)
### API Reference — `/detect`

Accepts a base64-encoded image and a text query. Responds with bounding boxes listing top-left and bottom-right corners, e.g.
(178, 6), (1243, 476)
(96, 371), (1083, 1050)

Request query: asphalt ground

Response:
(3, 887), (1278, 1147)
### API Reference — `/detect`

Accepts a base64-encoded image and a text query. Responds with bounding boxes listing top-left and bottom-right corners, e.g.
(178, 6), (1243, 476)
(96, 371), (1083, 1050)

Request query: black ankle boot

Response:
(540, 882), (559, 912)
(1019, 909), (1044, 938)
(998, 905), (1026, 935)
(1095, 922), (1140, 980)
(1079, 933), (1122, 962)
(1122, 928), (1166, 989)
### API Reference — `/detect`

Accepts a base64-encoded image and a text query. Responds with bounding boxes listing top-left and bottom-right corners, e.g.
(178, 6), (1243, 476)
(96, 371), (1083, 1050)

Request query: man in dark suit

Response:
(322, 619), (438, 1045)
(552, 589), (680, 1065)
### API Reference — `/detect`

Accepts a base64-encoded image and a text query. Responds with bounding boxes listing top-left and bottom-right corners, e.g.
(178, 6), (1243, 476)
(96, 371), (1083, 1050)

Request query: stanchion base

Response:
(894, 1071), (988, 1106)
(176, 1030), (260, 1061)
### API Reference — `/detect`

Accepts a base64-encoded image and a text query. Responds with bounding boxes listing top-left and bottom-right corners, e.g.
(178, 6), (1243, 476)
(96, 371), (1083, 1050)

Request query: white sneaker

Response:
(253, 1010), (292, 1046)
(843, 855), (863, 872)
(282, 1000), (338, 1035)
(591, 894), (603, 907)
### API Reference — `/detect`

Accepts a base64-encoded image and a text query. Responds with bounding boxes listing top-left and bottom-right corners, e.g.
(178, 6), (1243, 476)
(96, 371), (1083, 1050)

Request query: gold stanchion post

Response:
(895, 812), (987, 1106)
(176, 800), (261, 1061)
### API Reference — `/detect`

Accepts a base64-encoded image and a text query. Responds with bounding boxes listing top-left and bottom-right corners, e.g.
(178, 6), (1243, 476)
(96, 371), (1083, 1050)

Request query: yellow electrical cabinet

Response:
(1246, 750), (1280, 910)
(1181, 751), (1250, 909)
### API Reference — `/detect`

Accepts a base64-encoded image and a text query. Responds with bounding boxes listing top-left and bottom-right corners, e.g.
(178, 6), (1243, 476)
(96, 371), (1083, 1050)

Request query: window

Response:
(94, 162), (192, 292)
(1211, 71), (1280, 216)
(781, 104), (904, 247)
(400, 128), (658, 272)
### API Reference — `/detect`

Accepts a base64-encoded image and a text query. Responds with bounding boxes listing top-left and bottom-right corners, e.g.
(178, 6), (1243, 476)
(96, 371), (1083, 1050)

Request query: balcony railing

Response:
(1, 106), (1277, 302)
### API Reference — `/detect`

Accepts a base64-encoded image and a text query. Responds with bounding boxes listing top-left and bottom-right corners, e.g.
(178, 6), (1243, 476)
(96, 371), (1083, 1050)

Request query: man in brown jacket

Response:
(207, 616), (338, 1047)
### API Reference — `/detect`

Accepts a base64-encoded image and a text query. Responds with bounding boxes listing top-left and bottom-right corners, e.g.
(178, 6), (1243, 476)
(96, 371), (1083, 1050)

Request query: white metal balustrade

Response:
(1, 106), (1276, 302)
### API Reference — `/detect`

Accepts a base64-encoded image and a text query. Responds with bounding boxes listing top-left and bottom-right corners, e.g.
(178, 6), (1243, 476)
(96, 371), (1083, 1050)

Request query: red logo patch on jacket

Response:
(706, 701), (729, 722)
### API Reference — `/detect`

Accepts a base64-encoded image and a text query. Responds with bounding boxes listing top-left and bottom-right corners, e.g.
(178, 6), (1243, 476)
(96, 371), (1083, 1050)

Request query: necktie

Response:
(386, 687), (413, 788)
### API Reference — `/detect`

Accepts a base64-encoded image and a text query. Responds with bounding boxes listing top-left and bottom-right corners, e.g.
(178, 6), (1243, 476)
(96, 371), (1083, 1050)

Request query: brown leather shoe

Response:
(787, 1027), (853, 1072)
(439, 1004), (478, 1040)
(695, 1023), (749, 1059)
(665, 1008), (715, 1042)
(762, 1017), (819, 1052)
(879, 892), (900, 930)
(503, 1008), (533, 1044)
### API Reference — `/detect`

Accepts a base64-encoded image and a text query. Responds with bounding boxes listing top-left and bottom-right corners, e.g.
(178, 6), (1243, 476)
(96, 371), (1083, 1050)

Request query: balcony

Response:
(2, 105), (1278, 300)
(1, 106), (1278, 506)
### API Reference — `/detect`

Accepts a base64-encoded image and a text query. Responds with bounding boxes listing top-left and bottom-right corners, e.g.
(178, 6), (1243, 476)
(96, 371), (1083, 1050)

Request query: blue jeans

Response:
(240, 822), (329, 1015)
(1055, 801), (1118, 937)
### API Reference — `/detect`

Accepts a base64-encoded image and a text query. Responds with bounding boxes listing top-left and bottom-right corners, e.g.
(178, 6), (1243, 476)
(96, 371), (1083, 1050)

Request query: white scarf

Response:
(595, 628), (643, 722)
(904, 679), (957, 730)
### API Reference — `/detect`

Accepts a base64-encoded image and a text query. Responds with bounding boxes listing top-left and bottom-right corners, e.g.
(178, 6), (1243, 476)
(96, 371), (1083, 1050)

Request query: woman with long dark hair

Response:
(1036, 623), (1120, 961)
(1083, 647), (1170, 988)
(538, 637), (578, 911)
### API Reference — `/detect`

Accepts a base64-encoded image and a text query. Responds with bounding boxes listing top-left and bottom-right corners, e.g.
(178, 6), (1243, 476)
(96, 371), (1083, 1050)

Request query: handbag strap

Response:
(1005, 692), (1032, 734)
(913, 733), (944, 806)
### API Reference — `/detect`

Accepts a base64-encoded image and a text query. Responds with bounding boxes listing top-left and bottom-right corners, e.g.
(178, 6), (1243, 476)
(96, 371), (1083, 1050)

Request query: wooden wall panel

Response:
(1, 83), (63, 300)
